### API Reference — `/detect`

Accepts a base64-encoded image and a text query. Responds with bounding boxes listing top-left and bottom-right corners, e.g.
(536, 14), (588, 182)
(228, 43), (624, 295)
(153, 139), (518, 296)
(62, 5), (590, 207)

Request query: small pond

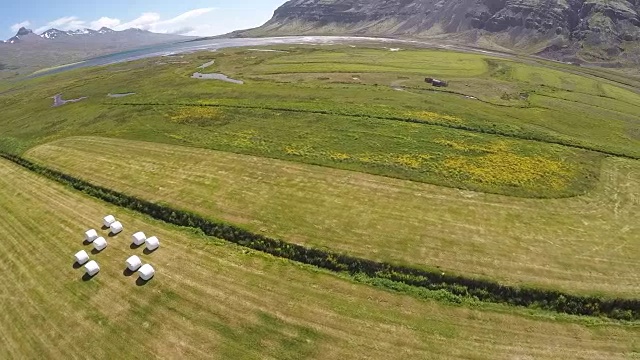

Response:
(191, 72), (244, 84)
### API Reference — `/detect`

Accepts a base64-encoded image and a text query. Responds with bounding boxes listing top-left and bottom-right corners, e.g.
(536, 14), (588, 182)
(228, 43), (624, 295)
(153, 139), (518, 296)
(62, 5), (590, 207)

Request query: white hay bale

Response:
(93, 237), (107, 251)
(103, 215), (116, 228)
(138, 264), (155, 281)
(110, 221), (123, 235)
(132, 231), (146, 246)
(145, 236), (160, 251)
(126, 255), (142, 271)
(85, 260), (100, 276)
(74, 250), (89, 265)
(85, 229), (98, 242)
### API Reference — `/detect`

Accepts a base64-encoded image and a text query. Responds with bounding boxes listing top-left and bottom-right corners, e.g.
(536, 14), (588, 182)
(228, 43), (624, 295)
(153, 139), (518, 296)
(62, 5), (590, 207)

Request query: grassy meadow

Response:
(0, 46), (639, 197)
(0, 43), (639, 357)
(3, 158), (640, 359)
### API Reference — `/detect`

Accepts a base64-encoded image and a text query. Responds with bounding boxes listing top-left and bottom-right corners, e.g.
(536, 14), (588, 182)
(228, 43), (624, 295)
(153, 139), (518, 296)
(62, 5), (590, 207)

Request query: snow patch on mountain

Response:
(39, 27), (114, 39)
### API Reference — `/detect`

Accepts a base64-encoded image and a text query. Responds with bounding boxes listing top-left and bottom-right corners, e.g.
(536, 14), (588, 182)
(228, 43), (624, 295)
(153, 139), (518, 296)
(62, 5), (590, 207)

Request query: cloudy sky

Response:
(2, 0), (286, 39)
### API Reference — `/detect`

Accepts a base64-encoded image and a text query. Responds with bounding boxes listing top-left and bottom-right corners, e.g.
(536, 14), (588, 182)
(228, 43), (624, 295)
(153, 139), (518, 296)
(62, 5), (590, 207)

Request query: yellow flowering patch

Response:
(355, 153), (433, 169)
(442, 151), (573, 189)
(407, 111), (463, 124)
(328, 152), (350, 161)
(284, 144), (312, 156)
(169, 107), (222, 125)
(394, 154), (432, 169)
(227, 130), (259, 148)
(435, 139), (510, 153)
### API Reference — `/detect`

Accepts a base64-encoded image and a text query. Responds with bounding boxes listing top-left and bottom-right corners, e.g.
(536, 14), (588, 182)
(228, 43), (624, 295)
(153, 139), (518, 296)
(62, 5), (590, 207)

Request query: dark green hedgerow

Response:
(2, 153), (639, 321)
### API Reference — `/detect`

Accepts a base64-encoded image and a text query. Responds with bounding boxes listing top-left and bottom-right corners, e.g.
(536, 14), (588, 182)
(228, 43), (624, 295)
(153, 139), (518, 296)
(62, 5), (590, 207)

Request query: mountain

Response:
(6, 26), (183, 44)
(239, 0), (640, 65)
(6, 27), (43, 44)
(0, 27), (193, 78)
(40, 28), (70, 40)
(39, 27), (116, 39)
(98, 27), (115, 34)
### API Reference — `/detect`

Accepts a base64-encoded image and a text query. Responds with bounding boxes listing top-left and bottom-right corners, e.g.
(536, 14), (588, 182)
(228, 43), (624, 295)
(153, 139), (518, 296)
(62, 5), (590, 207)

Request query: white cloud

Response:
(113, 8), (214, 34)
(10, 21), (30, 32)
(90, 17), (121, 30)
(35, 16), (86, 34)
(114, 12), (161, 31)
(26, 7), (265, 37)
(158, 8), (214, 26)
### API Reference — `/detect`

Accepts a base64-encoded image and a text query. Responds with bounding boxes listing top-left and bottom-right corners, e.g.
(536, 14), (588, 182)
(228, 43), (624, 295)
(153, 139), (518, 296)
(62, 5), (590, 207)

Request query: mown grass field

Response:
(26, 136), (640, 297)
(3, 158), (640, 359)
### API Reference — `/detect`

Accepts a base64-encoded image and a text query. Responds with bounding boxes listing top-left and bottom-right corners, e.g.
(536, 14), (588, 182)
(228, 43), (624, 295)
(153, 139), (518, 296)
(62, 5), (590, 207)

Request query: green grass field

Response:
(26, 136), (640, 297)
(3, 158), (639, 359)
(1, 46), (639, 197)
(1, 43), (639, 357)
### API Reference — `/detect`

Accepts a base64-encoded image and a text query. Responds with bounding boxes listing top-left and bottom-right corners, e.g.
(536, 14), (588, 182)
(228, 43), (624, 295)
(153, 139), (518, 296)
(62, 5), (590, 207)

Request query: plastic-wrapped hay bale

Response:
(103, 215), (116, 228)
(85, 229), (98, 242)
(145, 236), (160, 251)
(138, 264), (155, 281)
(74, 250), (89, 265)
(110, 221), (123, 235)
(132, 232), (146, 246)
(85, 260), (100, 277)
(126, 255), (142, 271)
(94, 237), (107, 252)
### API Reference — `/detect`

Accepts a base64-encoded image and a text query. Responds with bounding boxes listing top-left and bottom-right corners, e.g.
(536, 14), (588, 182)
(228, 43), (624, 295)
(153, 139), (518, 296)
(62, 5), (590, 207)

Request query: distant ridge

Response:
(237, 0), (640, 66)
(0, 26), (193, 78)
(4, 26), (170, 43)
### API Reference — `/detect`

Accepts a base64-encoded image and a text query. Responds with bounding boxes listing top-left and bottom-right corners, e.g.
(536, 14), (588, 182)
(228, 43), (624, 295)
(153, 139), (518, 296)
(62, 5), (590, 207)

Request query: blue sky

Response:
(2, 0), (286, 40)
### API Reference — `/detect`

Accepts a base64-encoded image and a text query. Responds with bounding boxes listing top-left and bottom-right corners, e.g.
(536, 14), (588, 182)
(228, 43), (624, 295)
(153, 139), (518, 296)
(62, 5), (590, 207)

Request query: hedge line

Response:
(3, 153), (639, 321)
(115, 101), (640, 160)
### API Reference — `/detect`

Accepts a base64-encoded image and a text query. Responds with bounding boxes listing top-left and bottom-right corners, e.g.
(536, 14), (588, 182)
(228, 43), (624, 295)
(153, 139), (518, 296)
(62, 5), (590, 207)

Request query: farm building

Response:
(425, 77), (449, 87)
(74, 250), (89, 265)
(126, 255), (142, 271)
(94, 237), (107, 252)
(85, 229), (98, 242)
(138, 264), (155, 281)
(145, 236), (160, 251)
(85, 261), (100, 277)
(110, 221), (123, 235)
(132, 232), (146, 246)
(432, 79), (448, 87)
(103, 215), (116, 228)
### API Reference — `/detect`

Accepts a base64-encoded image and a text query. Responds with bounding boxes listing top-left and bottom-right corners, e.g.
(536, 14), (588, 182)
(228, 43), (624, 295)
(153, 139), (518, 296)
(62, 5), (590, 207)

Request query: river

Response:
(31, 36), (507, 77)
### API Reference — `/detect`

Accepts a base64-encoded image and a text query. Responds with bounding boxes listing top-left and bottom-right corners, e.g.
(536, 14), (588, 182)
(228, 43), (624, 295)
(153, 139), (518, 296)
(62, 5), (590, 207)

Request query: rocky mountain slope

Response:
(0, 27), (191, 78)
(40, 27), (115, 40)
(240, 0), (640, 65)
